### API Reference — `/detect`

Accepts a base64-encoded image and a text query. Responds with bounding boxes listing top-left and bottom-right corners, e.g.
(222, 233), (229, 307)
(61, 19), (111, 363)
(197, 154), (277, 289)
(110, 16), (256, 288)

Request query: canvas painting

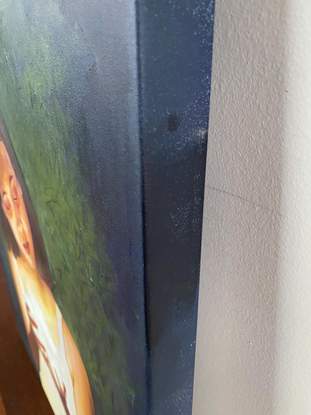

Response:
(0, 1), (147, 414)
(0, 0), (214, 414)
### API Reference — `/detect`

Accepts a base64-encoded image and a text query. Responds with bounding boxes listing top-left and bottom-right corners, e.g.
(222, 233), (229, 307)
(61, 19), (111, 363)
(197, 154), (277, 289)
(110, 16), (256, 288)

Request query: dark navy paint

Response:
(137, 1), (215, 414)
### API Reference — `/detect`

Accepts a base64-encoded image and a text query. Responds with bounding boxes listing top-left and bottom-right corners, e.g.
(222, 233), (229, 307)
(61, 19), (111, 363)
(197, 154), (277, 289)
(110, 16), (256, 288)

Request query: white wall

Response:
(193, 0), (311, 414)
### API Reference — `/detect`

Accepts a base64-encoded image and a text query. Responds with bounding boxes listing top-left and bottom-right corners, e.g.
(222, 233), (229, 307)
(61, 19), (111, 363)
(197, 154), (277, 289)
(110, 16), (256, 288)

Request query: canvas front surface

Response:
(0, 1), (147, 414)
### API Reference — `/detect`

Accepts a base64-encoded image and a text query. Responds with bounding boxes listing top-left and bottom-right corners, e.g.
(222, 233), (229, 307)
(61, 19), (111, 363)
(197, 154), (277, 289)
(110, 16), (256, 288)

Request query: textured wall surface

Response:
(193, 0), (311, 414)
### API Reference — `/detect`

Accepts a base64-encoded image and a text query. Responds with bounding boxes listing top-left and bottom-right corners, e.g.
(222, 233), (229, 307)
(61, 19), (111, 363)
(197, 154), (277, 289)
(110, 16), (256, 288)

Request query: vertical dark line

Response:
(134, 1), (152, 413)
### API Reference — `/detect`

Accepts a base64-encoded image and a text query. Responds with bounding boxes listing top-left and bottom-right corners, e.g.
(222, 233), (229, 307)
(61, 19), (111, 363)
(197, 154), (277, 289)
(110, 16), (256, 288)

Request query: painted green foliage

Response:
(0, 0), (132, 413)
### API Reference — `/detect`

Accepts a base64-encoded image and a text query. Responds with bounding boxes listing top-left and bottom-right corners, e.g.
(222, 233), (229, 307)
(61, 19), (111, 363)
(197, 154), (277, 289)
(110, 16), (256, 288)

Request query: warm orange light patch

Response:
(0, 140), (35, 267)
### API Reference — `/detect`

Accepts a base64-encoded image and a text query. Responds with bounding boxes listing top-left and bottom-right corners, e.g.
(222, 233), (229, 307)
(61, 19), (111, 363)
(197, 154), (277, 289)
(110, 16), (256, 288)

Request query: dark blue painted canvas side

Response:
(137, 1), (215, 414)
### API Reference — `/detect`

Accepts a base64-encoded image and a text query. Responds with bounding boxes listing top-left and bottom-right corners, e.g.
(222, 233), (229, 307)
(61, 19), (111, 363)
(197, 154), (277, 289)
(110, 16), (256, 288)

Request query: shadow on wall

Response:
(193, 0), (288, 414)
